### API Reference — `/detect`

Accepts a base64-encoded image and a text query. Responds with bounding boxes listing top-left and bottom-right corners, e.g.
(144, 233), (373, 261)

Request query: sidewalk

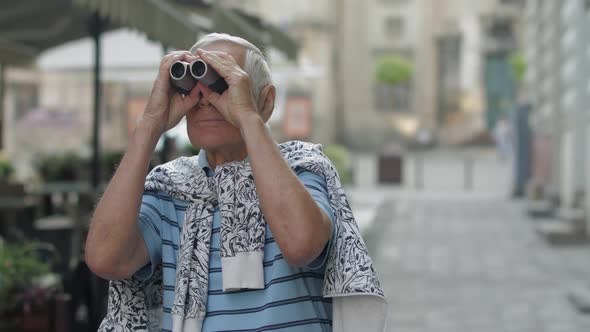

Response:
(351, 149), (590, 331)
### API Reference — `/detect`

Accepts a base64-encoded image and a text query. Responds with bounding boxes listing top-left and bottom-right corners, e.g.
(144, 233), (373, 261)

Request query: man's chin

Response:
(194, 120), (227, 128)
(189, 132), (243, 151)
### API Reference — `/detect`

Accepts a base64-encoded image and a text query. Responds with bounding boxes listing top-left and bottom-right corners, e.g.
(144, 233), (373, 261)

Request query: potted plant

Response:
(101, 150), (124, 179)
(510, 52), (526, 85)
(0, 158), (15, 183)
(324, 145), (353, 186)
(375, 55), (418, 150)
(375, 55), (414, 88)
(0, 158), (27, 199)
(36, 152), (88, 182)
(0, 240), (62, 332)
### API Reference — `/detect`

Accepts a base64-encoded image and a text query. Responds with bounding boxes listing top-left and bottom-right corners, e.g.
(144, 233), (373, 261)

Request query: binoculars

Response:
(169, 59), (228, 95)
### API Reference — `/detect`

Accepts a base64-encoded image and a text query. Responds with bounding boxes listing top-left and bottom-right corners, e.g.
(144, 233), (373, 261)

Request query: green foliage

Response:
(324, 145), (353, 185)
(36, 152), (87, 181)
(0, 159), (15, 181)
(510, 52), (527, 83)
(101, 150), (125, 177)
(184, 143), (200, 157)
(375, 55), (414, 86)
(0, 241), (57, 313)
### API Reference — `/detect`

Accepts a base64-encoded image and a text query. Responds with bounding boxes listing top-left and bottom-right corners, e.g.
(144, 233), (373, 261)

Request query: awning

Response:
(74, 0), (299, 59)
(0, 0), (210, 65)
(0, 0), (298, 65)
(0, 1), (115, 65)
(73, 0), (211, 49)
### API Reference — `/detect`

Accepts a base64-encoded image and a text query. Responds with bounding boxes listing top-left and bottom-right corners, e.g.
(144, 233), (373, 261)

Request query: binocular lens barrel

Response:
(169, 61), (195, 95)
(191, 61), (206, 78)
(171, 62), (188, 80)
(169, 59), (228, 95)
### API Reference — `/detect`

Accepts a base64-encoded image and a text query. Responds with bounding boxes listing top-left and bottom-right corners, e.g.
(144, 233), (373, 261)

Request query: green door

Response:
(484, 53), (516, 129)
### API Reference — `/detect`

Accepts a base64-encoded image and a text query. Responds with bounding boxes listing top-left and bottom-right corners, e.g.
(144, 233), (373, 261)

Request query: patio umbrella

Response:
(0, 0), (207, 188)
(0, 0), (299, 187)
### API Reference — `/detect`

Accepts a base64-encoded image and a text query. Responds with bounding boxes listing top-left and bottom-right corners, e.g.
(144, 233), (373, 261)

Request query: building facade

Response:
(525, 0), (590, 228)
(221, 0), (524, 150)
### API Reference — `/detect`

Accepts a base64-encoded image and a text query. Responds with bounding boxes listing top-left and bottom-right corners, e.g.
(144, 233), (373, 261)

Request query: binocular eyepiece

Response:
(169, 59), (229, 95)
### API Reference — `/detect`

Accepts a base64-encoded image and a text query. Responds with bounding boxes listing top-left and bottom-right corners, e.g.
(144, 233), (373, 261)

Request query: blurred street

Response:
(351, 149), (590, 332)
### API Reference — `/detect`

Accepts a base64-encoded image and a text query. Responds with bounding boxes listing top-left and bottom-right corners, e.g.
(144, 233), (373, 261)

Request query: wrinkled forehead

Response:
(192, 41), (246, 68)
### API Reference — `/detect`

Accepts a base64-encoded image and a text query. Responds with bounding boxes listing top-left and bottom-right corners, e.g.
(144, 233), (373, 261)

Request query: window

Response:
(437, 36), (462, 115)
(375, 81), (411, 112)
(384, 16), (404, 40)
(12, 83), (39, 121)
(488, 20), (513, 40)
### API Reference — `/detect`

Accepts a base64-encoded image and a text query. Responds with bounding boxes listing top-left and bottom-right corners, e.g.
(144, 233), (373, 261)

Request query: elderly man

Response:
(85, 33), (386, 332)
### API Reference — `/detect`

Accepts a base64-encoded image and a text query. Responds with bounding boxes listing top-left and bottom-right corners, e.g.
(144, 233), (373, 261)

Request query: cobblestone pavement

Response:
(364, 192), (590, 332)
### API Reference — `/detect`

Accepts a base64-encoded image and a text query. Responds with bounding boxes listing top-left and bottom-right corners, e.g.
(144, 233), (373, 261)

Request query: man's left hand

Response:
(196, 49), (260, 129)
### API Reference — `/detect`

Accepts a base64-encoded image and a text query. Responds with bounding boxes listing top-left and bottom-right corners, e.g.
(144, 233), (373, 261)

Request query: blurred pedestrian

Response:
(85, 33), (387, 331)
(493, 114), (513, 162)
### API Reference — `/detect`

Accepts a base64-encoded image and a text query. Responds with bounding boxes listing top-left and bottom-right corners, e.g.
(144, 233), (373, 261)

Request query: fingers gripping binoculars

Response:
(169, 59), (229, 95)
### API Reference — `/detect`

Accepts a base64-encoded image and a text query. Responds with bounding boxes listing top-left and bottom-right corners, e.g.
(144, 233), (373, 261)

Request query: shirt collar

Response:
(197, 148), (253, 177)
(197, 149), (214, 177)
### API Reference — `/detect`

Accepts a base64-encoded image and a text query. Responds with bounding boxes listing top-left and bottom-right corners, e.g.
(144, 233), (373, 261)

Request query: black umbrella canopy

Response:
(0, 1), (119, 65)
(0, 0), (213, 65)
(72, 0), (299, 58)
(0, 0), (299, 64)
(73, 0), (211, 48)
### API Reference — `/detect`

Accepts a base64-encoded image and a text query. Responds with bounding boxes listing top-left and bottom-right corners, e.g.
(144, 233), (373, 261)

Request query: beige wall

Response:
(368, 0), (421, 49)
(334, 0), (383, 149)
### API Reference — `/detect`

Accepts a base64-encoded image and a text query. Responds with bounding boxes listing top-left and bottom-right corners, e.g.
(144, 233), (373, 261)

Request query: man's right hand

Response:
(140, 51), (201, 136)
(86, 51), (204, 280)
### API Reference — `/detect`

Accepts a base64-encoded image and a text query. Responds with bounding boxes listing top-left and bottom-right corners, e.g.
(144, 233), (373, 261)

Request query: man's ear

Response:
(258, 85), (276, 123)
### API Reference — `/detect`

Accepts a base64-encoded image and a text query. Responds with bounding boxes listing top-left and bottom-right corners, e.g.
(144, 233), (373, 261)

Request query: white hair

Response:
(190, 33), (272, 101)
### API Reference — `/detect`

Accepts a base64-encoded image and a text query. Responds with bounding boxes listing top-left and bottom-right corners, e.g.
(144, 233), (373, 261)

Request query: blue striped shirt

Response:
(136, 151), (335, 331)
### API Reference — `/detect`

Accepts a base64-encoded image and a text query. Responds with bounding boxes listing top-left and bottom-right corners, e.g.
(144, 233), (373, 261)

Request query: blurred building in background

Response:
(525, 0), (590, 234)
(221, 0), (525, 150)
(367, 0), (524, 147)
(425, 0), (524, 145)
(0, 0), (527, 180)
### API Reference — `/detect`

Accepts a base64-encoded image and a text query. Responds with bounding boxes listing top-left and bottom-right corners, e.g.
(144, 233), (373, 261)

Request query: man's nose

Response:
(198, 94), (211, 107)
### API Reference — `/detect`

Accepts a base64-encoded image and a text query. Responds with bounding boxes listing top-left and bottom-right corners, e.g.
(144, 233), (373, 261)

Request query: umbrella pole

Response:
(0, 62), (4, 151)
(90, 13), (102, 188)
(159, 45), (171, 163)
(88, 16), (108, 332)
